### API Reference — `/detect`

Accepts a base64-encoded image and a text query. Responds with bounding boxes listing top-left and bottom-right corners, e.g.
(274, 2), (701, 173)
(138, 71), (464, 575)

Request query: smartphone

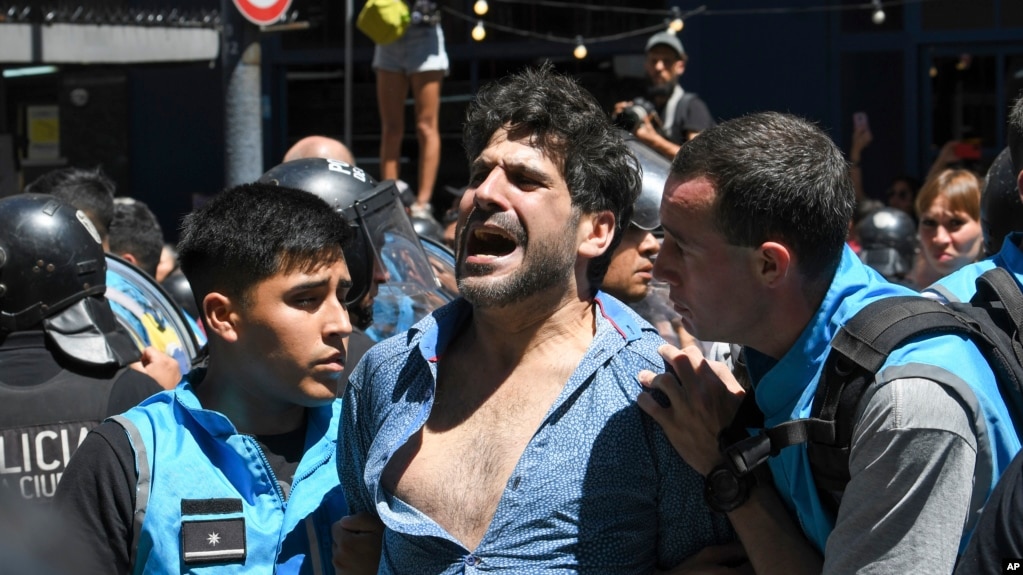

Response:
(954, 141), (982, 160)
(853, 111), (869, 131)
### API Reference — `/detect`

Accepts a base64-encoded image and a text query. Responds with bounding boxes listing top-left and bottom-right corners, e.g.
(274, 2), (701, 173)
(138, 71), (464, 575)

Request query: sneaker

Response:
(410, 202), (433, 219)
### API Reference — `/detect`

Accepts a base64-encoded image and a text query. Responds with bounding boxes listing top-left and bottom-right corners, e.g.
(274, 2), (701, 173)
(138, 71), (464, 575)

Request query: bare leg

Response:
(376, 69), (410, 182)
(410, 70), (445, 209)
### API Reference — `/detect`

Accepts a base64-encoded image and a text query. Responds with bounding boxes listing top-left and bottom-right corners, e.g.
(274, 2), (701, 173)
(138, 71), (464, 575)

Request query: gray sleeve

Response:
(823, 377), (978, 575)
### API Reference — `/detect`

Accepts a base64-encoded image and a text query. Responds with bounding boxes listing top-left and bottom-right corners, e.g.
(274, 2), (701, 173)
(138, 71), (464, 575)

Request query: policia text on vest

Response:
(0, 423), (90, 500)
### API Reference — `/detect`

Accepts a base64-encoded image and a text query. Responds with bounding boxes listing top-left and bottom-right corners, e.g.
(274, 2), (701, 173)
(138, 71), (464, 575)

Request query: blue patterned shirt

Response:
(339, 293), (734, 574)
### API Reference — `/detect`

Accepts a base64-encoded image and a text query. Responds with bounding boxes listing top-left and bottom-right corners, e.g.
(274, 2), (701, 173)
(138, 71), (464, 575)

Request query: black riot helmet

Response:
(412, 215), (445, 244)
(0, 194), (139, 367)
(624, 134), (667, 231)
(856, 206), (918, 281)
(981, 147), (1023, 255)
(259, 158), (437, 306)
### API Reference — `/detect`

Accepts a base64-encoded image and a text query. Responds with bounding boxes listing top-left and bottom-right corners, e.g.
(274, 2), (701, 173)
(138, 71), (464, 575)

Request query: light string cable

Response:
(488, 0), (935, 16)
(441, 4), (706, 45)
(445, 0), (941, 49)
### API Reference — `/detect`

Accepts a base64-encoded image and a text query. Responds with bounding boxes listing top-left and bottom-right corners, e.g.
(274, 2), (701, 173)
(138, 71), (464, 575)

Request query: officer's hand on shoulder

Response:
(132, 347), (181, 390)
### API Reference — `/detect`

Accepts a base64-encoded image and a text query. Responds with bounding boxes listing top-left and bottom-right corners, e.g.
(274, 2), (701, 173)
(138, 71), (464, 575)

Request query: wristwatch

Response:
(704, 463), (755, 513)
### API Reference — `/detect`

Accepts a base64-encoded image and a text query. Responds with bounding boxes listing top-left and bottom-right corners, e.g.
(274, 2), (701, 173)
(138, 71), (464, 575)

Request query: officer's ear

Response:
(118, 252), (139, 267)
(755, 241), (792, 288)
(202, 292), (241, 343)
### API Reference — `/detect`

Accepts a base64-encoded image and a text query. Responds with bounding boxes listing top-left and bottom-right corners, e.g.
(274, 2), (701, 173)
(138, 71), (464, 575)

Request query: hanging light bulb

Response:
(573, 36), (587, 60)
(473, 0), (488, 16)
(471, 20), (486, 41)
(871, 0), (885, 25)
(669, 7), (683, 33)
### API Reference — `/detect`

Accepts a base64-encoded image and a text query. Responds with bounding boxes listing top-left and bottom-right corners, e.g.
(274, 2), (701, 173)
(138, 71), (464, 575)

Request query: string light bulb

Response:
(669, 7), (683, 32)
(573, 36), (587, 60)
(871, 0), (885, 25)
(471, 20), (486, 41)
(473, 0), (488, 16)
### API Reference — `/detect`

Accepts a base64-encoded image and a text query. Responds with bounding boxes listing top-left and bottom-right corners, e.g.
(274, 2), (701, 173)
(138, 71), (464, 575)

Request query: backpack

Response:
(720, 267), (1023, 514)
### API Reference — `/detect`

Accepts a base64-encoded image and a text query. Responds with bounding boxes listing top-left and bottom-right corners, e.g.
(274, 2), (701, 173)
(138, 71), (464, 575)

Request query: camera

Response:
(614, 97), (659, 132)
(411, 1), (440, 26)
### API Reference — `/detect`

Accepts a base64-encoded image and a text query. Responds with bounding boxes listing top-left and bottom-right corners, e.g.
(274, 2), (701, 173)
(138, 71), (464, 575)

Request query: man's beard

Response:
(456, 210), (579, 308)
(646, 83), (674, 100)
(350, 298), (374, 331)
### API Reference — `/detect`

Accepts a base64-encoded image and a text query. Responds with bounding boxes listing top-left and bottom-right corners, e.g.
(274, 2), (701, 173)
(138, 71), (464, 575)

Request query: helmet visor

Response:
(343, 182), (451, 341)
(105, 255), (203, 374)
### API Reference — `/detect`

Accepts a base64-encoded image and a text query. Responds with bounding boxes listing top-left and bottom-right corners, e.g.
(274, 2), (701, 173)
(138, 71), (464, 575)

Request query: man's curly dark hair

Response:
(463, 62), (641, 296)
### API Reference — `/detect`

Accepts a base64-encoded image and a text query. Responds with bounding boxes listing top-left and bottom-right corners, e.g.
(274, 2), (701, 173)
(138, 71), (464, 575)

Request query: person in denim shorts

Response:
(373, 1), (448, 220)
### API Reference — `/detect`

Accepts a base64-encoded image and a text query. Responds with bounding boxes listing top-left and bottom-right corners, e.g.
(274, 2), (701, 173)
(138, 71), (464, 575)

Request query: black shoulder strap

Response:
(805, 297), (976, 499)
(957, 267), (1023, 429)
(725, 286), (1023, 518)
(722, 296), (981, 485)
(971, 267), (1023, 337)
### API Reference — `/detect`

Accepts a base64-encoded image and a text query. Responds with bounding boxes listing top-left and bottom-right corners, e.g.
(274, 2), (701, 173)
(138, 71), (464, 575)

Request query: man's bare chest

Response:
(381, 368), (569, 548)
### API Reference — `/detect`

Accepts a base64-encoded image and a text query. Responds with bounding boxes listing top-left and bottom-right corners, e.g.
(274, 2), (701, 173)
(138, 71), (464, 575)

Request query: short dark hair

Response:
(462, 62), (641, 295)
(671, 112), (855, 289)
(1009, 93), (1023, 175)
(109, 199), (164, 278)
(177, 183), (353, 316)
(25, 166), (116, 240)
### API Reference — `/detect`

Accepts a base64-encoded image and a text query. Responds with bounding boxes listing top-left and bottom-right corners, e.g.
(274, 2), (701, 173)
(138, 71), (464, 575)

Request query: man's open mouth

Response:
(466, 226), (518, 258)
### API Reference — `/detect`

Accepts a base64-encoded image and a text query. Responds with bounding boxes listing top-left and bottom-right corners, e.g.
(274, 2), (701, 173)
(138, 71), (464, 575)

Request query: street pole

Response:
(344, 0), (354, 149)
(221, 0), (263, 187)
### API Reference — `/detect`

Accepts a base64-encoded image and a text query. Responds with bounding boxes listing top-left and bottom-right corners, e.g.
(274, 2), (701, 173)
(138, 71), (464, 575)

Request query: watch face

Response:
(709, 468), (741, 500)
(704, 465), (751, 513)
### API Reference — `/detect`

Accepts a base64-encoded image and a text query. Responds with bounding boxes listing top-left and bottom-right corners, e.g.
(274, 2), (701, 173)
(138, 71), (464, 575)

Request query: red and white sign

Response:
(232, 0), (292, 26)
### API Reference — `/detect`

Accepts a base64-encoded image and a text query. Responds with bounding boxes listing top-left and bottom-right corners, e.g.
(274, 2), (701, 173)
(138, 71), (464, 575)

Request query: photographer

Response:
(614, 32), (715, 160)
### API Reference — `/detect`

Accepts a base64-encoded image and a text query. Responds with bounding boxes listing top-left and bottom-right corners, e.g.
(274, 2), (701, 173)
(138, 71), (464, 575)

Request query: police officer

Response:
(0, 194), (163, 503)
(259, 158), (449, 379)
(25, 166), (188, 388)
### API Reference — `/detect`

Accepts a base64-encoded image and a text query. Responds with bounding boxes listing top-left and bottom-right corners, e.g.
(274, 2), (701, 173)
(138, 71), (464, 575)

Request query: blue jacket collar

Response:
(747, 246), (915, 423)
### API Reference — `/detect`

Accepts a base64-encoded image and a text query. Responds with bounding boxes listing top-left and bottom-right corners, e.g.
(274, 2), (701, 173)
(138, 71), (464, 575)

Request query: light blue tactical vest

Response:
(746, 247), (1021, 553)
(111, 379), (346, 574)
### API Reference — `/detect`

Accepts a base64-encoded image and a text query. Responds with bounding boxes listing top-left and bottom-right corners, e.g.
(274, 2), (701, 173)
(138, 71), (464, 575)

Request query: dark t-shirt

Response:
(658, 91), (715, 144)
(955, 449), (1023, 574)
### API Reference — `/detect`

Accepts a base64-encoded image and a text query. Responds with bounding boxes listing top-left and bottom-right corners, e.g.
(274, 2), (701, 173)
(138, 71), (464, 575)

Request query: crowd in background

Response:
(4, 14), (1023, 574)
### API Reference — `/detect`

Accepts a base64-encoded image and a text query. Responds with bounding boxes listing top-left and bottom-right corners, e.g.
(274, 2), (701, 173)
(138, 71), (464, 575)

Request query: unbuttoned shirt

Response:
(339, 293), (734, 574)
